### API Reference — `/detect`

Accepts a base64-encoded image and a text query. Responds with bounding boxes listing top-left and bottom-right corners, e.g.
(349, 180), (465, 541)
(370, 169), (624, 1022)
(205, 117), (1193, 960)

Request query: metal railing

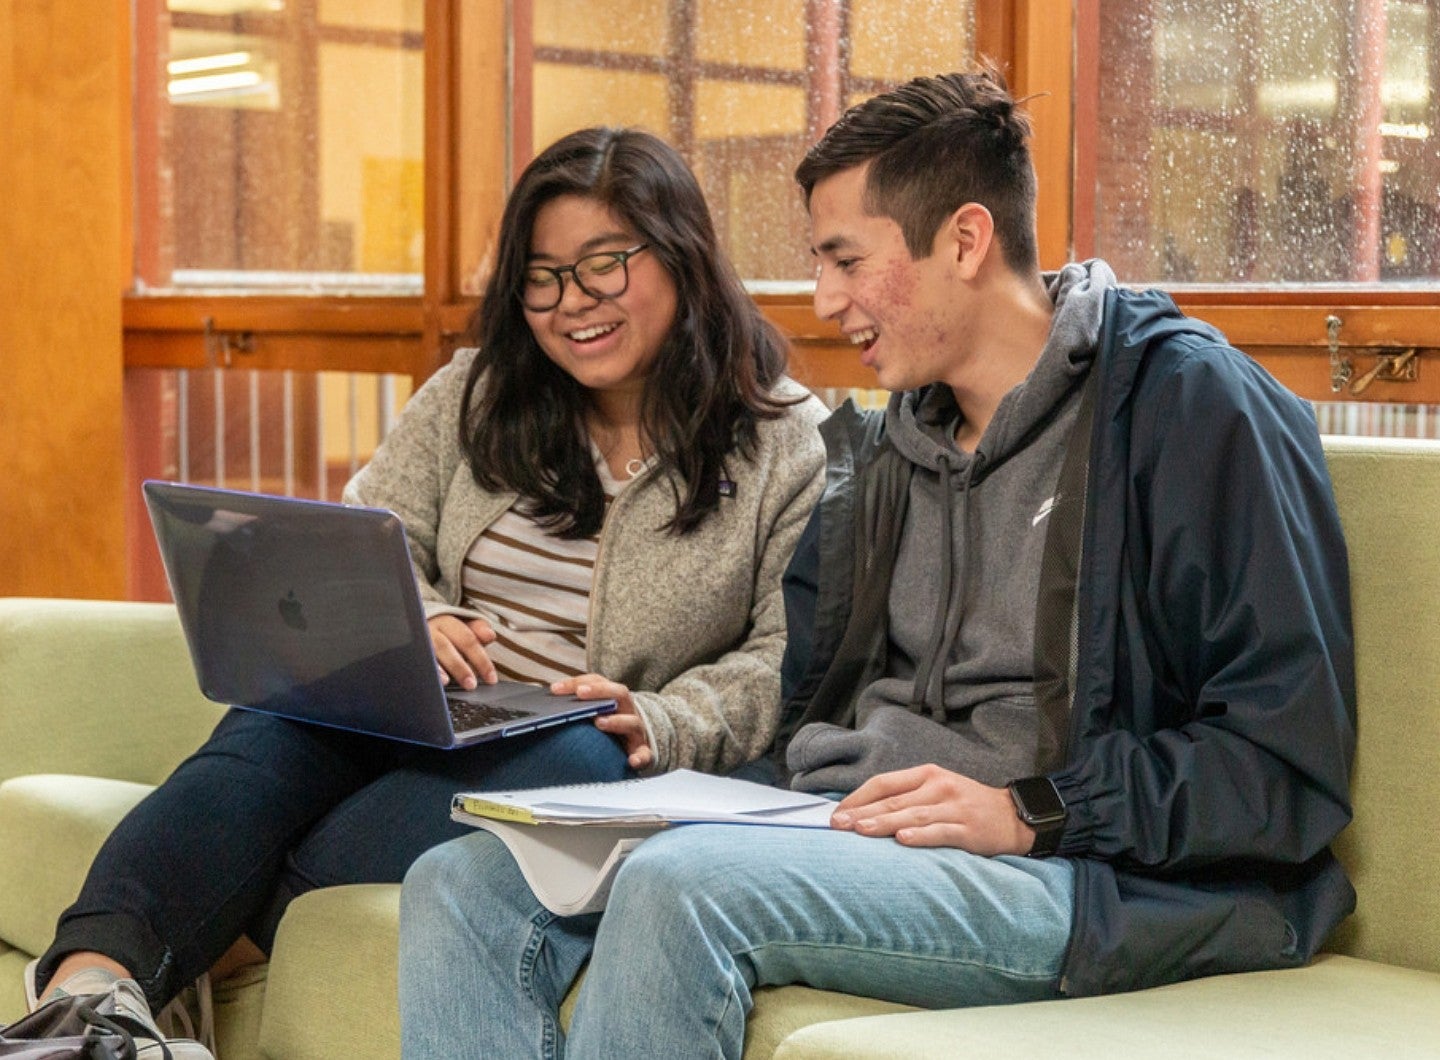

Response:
(137, 373), (1440, 513)
(145, 367), (411, 501)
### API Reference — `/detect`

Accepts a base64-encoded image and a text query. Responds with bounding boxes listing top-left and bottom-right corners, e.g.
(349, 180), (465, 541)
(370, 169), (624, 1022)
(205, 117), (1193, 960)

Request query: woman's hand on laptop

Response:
(551, 673), (653, 771)
(428, 614), (499, 689)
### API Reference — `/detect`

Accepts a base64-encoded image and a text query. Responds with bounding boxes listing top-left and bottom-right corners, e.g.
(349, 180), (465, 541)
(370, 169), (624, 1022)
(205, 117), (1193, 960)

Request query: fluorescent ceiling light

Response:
(168, 51), (252, 76)
(168, 70), (264, 96)
(1378, 122), (1430, 140)
(168, 1), (283, 12)
(1258, 80), (1338, 110)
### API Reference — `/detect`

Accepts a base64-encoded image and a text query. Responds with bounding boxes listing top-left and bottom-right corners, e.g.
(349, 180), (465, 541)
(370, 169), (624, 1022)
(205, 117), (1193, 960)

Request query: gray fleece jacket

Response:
(344, 347), (828, 774)
(788, 261), (1113, 792)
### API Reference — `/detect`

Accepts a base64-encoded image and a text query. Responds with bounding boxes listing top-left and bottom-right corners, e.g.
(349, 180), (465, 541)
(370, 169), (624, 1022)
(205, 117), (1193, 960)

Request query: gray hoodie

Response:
(788, 260), (1115, 793)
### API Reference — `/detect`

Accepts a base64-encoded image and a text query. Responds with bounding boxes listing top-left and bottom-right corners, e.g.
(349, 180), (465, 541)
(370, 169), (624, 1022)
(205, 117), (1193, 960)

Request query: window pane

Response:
(135, 1), (424, 293)
(1089, 0), (1440, 286)
(696, 0), (807, 69)
(318, 0), (421, 33)
(531, 66), (672, 154)
(696, 79), (810, 280)
(533, 0), (670, 55)
(457, 0), (974, 287)
(848, 0), (972, 81)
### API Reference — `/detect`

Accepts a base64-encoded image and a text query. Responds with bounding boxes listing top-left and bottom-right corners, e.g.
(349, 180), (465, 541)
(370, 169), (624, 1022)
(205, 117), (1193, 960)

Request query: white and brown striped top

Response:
(458, 458), (636, 685)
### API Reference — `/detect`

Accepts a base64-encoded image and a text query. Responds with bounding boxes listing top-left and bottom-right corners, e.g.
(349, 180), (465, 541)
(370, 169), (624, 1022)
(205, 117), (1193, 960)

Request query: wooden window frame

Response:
(124, 0), (438, 382)
(123, 0), (1440, 405)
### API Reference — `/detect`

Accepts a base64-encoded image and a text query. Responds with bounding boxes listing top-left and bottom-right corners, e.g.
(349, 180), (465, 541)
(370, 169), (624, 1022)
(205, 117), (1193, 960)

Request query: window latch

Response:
(203, 316), (256, 369)
(1349, 348), (1419, 397)
(1327, 314), (1351, 393)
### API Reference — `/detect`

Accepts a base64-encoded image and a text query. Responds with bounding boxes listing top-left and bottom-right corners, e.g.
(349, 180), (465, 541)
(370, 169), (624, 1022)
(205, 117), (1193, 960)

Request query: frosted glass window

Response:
(481, 0), (975, 285)
(696, 0), (808, 69)
(136, 1), (423, 293)
(1090, 0), (1440, 285)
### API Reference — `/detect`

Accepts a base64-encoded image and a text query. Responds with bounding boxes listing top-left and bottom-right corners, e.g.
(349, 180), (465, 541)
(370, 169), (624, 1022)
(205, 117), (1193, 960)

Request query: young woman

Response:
(28, 127), (827, 1056)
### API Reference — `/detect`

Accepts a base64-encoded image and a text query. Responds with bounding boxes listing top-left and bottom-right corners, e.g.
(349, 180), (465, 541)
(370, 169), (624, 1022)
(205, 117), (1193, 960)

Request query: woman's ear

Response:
(940, 203), (995, 280)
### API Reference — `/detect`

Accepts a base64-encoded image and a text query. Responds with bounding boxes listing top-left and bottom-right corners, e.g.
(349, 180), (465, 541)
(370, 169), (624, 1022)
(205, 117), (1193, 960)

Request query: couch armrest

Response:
(0, 598), (223, 786)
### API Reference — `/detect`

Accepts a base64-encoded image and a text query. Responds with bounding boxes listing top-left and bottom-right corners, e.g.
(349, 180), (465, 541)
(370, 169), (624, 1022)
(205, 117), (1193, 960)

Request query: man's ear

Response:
(940, 203), (995, 280)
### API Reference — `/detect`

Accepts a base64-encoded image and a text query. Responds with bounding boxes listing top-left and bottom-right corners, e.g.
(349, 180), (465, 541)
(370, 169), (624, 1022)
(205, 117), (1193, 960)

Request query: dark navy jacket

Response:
(778, 287), (1357, 996)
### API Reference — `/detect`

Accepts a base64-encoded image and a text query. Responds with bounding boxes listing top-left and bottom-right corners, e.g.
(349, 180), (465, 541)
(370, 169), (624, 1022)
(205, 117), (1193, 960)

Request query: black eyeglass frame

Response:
(520, 243), (651, 311)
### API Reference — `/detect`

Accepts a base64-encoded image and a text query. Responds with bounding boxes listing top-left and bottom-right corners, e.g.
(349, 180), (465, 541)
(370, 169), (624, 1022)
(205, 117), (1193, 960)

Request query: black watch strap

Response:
(1008, 776), (1067, 858)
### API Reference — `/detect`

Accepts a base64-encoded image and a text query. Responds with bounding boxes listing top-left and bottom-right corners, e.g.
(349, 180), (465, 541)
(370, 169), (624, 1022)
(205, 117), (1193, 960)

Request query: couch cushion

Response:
(561, 976), (915, 1055)
(0, 775), (153, 956)
(210, 963), (269, 1060)
(772, 953), (1440, 1059)
(1322, 437), (1440, 974)
(0, 946), (28, 1023)
(261, 884), (403, 1060)
(747, 984), (914, 1056)
(0, 599), (222, 787)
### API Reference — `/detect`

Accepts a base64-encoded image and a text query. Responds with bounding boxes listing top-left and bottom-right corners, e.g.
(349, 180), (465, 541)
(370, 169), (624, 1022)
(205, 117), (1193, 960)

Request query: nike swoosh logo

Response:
(1032, 495), (1058, 527)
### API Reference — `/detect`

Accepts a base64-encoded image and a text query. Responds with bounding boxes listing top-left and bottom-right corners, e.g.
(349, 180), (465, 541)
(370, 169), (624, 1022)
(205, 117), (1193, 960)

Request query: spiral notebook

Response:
(451, 771), (835, 914)
(452, 769), (833, 826)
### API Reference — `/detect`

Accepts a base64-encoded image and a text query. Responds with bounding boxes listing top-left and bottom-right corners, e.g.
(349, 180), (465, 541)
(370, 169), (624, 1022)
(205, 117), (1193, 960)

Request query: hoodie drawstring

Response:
(909, 453), (979, 719)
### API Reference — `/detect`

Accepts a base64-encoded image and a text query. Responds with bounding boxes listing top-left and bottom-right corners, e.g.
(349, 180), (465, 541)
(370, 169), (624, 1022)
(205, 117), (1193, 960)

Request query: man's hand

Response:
(829, 764), (1035, 856)
(428, 614), (498, 689)
(551, 673), (654, 771)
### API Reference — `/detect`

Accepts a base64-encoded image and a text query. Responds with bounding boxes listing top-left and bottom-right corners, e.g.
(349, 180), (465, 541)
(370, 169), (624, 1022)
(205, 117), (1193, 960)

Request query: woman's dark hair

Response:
(461, 126), (792, 537)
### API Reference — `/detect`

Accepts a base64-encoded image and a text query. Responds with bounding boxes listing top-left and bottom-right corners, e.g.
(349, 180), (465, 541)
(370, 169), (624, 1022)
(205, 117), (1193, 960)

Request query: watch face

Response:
(1011, 776), (1066, 824)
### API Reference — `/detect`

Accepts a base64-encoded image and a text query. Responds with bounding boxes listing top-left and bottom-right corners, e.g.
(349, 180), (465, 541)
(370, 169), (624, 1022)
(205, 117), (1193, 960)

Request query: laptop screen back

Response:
(144, 482), (453, 742)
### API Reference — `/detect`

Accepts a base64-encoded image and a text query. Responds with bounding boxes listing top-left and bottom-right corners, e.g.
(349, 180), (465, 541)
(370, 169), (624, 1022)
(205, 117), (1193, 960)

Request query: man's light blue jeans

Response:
(398, 823), (1075, 1059)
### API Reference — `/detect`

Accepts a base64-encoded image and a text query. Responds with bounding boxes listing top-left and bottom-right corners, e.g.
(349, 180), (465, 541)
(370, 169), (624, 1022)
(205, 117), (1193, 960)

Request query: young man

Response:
(398, 70), (1356, 1059)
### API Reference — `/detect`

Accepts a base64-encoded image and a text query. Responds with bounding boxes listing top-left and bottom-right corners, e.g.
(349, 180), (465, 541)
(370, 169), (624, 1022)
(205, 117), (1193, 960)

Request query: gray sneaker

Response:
(25, 961), (215, 1060)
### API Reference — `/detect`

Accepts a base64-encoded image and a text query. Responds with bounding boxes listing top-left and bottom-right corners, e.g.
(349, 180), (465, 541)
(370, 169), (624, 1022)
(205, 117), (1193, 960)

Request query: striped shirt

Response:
(459, 456), (637, 685)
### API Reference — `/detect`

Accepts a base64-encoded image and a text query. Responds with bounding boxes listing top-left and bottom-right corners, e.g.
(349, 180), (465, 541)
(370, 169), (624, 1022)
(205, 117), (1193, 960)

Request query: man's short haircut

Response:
(795, 64), (1038, 273)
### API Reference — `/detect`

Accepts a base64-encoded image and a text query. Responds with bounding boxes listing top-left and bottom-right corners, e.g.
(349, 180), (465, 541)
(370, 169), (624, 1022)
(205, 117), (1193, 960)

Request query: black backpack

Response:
(0, 992), (170, 1060)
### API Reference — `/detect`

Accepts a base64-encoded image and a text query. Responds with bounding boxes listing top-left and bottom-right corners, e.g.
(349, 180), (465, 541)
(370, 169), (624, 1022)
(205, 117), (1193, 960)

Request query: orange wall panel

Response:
(0, 0), (128, 598)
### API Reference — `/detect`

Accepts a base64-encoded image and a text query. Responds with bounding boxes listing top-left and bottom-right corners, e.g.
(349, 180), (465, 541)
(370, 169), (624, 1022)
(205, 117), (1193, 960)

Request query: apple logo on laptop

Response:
(278, 590), (308, 631)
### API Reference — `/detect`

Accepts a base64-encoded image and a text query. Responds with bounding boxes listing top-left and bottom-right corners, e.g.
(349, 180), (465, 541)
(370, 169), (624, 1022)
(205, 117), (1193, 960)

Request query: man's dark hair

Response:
(795, 65), (1038, 272)
(463, 126), (791, 537)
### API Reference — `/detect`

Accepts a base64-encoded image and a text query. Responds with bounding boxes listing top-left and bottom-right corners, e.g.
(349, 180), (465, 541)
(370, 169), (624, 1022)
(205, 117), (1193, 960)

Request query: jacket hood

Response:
(1097, 284), (1232, 402)
(883, 259), (1116, 479)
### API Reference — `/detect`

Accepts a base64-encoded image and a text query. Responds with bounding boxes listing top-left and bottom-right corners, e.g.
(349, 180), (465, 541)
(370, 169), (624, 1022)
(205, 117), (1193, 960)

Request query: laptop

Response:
(142, 480), (617, 749)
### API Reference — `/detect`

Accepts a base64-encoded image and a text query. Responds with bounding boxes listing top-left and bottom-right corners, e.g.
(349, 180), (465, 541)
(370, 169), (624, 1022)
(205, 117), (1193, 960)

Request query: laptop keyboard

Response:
(446, 697), (533, 733)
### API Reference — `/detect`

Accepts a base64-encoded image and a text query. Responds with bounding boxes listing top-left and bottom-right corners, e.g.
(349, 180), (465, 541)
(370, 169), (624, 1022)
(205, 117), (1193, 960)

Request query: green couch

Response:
(2, 434), (1439, 1058)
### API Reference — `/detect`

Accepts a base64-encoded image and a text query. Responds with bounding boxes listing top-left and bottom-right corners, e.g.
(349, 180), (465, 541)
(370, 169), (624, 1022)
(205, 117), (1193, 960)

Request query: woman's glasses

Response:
(521, 243), (650, 311)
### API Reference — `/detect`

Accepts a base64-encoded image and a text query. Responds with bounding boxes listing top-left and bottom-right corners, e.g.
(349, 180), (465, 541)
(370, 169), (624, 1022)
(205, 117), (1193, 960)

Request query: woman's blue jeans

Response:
(37, 708), (629, 1008)
(399, 823), (1075, 1059)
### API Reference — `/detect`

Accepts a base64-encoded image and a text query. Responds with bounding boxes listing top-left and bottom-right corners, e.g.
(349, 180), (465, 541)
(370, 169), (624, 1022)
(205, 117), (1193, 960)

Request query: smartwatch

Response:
(1008, 776), (1067, 857)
